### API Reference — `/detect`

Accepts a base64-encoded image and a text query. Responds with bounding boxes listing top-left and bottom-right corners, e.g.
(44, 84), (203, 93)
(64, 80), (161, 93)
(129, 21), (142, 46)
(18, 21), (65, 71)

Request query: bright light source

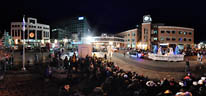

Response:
(54, 39), (57, 44)
(63, 38), (68, 43)
(15, 39), (18, 44)
(109, 41), (113, 45)
(78, 17), (84, 20)
(41, 40), (44, 44)
(160, 43), (169, 46)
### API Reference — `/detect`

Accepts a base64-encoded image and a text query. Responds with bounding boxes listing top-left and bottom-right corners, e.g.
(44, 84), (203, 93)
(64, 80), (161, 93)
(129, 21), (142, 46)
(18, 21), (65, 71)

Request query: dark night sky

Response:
(0, 0), (205, 43)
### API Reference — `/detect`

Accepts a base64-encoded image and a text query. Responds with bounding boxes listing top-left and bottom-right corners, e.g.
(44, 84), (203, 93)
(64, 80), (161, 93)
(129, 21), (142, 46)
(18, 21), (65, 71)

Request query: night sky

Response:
(0, 0), (205, 43)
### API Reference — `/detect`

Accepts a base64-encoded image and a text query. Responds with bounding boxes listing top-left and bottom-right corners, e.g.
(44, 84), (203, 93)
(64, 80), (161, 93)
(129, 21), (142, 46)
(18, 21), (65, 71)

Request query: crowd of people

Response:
(45, 50), (206, 96)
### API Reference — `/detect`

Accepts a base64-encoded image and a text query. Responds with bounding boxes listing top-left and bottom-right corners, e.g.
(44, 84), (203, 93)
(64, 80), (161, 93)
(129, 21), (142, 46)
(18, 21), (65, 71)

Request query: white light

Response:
(54, 39), (57, 44)
(85, 36), (94, 44)
(78, 17), (84, 20)
(15, 39), (18, 44)
(160, 43), (169, 46)
(41, 40), (44, 44)
(109, 41), (113, 45)
(63, 38), (68, 43)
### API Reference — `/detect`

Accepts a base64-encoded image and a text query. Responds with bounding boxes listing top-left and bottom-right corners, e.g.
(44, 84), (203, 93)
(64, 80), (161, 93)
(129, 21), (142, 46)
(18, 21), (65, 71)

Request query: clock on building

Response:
(143, 15), (152, 23)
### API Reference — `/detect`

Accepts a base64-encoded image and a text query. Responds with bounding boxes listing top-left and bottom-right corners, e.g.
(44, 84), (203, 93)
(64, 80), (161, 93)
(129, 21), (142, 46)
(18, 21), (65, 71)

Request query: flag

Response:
(22, 16), (25, 32)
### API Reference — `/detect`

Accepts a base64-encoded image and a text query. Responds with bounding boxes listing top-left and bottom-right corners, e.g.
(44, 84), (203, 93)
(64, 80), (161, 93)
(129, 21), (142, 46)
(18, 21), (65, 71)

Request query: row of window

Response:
(11, 30), (49, 37)
(160, 37), (192, 42)
(43, 32), (50, 37)
(11, 25), (49, 30)
(126, 39), (136, 42)
(11, 30), (21, 37)
(161, 30), (192, 35)
(127, 32), (136, 37)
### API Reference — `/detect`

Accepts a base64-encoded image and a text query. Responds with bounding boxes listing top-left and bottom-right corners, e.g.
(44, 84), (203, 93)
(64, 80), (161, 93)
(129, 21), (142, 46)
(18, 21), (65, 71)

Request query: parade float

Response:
(148, 46), (184, 61)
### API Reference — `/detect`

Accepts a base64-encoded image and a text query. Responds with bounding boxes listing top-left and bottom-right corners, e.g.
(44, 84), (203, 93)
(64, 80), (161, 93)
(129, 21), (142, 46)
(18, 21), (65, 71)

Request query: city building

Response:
(55, 16), (92, 42)
(117, 15), (194, 50)
(116, 28), (140, 49)
(82, 33), (124, 51)
(141, 15), (194, 50)
(10, 17), (50, 46)
(157, 26), (194, 50)
(51, 28), (67, 40)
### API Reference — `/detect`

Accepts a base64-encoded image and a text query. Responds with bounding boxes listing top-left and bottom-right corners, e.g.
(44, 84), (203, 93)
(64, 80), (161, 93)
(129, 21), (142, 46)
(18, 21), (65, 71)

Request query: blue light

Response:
(138, 53), (142, 58)
(78, 17), (84, 20)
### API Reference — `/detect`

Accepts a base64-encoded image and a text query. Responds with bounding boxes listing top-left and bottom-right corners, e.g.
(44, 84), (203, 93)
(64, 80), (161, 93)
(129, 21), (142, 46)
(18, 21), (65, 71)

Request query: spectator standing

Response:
(104, 54), (107, 60)
(197, 53), (200, 62)
(64, 56), (69, 69)
(185, 59), (190, 73)
(200, 54), (203, 64)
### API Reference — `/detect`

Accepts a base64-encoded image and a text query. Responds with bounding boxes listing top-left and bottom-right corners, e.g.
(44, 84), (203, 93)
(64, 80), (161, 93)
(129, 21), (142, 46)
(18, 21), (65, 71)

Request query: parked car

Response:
(129, 50), (144, 58)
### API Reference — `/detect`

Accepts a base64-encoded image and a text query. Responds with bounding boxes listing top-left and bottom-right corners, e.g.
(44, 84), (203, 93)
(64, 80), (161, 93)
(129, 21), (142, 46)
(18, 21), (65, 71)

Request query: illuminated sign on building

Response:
(29, 32), (35, 38)
(78, 17), (84, 20)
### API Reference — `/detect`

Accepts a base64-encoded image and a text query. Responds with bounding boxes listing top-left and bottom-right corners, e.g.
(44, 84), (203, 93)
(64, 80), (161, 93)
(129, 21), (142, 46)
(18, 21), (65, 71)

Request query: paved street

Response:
(110, 52), (206, 81)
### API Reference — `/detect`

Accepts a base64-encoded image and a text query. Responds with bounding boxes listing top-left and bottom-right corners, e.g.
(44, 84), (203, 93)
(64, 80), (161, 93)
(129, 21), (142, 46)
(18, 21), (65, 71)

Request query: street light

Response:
(54, 39), (58, 44)
(85, 36), (94, 44)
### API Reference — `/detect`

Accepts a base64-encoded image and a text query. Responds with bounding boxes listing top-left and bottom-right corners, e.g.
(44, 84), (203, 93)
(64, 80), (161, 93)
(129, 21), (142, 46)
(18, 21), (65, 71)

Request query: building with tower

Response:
(116, 15), (194, 50)
(141, 15), (194, 50)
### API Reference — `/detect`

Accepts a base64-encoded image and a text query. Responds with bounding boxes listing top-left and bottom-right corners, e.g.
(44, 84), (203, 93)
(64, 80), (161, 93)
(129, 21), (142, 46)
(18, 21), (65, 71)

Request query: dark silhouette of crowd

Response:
(48, 51), (206, 96)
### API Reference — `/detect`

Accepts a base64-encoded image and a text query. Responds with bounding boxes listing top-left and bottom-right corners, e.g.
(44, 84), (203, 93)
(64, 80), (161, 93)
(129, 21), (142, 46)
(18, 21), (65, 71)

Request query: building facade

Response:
(10, 17), (50, 46)
(51, 28), (66, 40)
(157, 26), (194, 50)
(117, 29), (140, 49)
(56, 16), (92, 41)
(116, 15), (194, 50)
(141, 15), (194, 50)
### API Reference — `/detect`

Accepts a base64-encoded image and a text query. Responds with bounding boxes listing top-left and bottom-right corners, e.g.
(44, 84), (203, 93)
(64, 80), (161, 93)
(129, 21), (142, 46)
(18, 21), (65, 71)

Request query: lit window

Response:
(160, 37), (164, 41)
(179, 38), (182, 41)
(154, 37), (157, 41)
(154, 30), (158, 34)
(179, 31), (182, 34)
(184, 32), (187, 35)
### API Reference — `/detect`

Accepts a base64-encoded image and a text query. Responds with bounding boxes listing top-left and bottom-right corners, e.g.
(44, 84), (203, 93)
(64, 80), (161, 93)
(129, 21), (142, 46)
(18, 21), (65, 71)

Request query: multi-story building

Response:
(10, 17), (50, 46)
(157, 26), (194, 50)
(141, 15), (194, 50)
(51, 28), (66, 40)
(56, 16), (92, 41)
(116, 15), (194, 50)
(117, 28), (140, 49)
